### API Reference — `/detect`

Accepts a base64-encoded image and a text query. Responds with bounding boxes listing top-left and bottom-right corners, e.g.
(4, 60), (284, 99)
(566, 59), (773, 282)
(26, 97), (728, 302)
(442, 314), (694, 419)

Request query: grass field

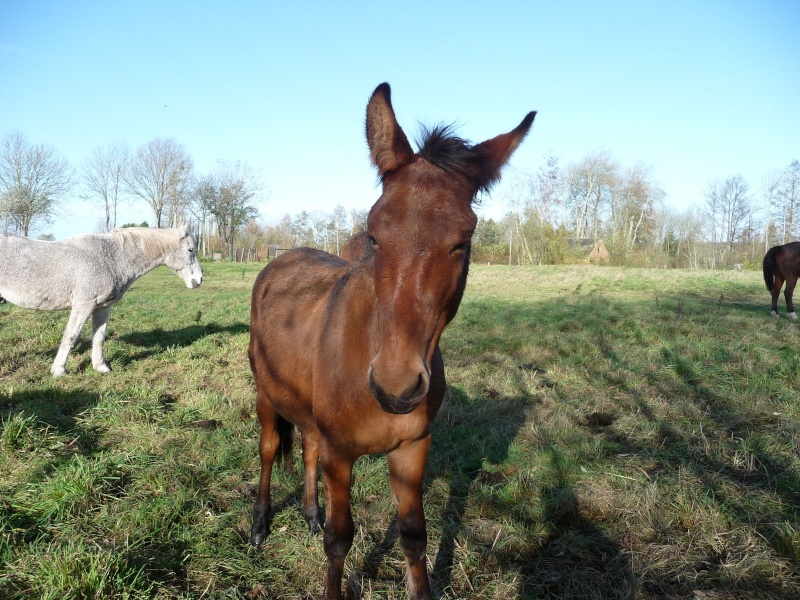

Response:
(1, 262), (799, 599)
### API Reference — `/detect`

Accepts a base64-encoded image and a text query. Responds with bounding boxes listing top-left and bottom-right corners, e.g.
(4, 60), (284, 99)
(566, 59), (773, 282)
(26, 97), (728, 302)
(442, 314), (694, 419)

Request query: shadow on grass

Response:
(118, 322), (249, 349)
(343, 386), (540, 595)
(122, 538), (191, 594)
(113, 322), (249, 367)
(427, 387), (533, 593)
(427, 387), (632, 599)
(1, 387), (103, 451)
(546, 294), (800, 597)
(1, 307), (249, 376)
(0, 388), (105, 547)
(515, 448), (633, 599)
(423, 289), (794, 597)
(590, 318), (800, 548)
(338, 383), (631, 599)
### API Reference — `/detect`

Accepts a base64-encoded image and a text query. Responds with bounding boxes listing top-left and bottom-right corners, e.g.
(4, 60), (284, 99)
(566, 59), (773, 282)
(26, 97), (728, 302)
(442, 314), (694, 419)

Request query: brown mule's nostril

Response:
(414, 371), (430, 398)
(367, 363), (429, 414)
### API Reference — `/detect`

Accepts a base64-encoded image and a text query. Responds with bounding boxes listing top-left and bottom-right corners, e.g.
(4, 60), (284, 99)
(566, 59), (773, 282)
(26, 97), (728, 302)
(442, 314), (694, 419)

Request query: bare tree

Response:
(83, 141), (129, 231)
(331, 205), (347, 254)
(349, 208), (368, 235)
(261, 214), (295, 249)
(703, 175), (754, 266)
(776, 160), (800, 244)
(126, 138), (193, 228)
(0, 131), (75, 235)
(676, 207), (704, 269)
(487, 157), (565, 266)
(565, 149), (618, 240)
(309, 210), (330, 251)
(190, 174), (216, 257)
(291, 211), (314, 247)
(533, 154), (565, 226)
(503, 175), (535, 264)
(609, 163), (664, 255)
(203, 160), (264, 258)
(761, 170), (783, 248)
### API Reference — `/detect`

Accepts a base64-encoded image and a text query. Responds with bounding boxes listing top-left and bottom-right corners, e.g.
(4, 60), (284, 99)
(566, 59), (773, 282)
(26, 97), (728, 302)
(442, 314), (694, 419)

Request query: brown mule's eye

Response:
(369, 235), (380, 250)
(450, 242), (470, 255)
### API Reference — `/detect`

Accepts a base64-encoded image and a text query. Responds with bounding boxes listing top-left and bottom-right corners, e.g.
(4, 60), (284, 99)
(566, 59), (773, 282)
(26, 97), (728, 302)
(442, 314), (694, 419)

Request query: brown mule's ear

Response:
(366, 83), (415, 176)
(472, 111), (537, 192)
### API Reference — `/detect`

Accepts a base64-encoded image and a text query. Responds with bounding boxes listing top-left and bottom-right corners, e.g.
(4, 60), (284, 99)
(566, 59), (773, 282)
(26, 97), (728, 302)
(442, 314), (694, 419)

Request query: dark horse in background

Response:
(763, 241), (800, 319)
(248, 83), (535, 599)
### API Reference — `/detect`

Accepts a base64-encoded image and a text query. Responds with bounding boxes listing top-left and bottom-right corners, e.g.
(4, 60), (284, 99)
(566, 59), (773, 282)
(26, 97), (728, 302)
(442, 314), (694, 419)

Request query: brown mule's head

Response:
(364, 83), (535, 414)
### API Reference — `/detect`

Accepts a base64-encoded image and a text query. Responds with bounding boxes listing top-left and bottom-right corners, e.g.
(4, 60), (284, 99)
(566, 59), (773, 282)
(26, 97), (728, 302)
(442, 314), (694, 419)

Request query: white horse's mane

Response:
(110, 227), (184, 260)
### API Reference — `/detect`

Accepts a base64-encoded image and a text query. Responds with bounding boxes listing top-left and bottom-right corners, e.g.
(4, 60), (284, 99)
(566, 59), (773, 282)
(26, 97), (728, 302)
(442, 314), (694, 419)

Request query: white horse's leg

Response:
(91, 304), (113, 373)
(51, 303), (94, 377)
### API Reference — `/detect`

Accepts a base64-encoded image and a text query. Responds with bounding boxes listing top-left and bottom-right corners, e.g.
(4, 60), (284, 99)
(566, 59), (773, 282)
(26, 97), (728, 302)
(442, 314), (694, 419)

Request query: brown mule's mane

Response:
(415, 124), (494, 198)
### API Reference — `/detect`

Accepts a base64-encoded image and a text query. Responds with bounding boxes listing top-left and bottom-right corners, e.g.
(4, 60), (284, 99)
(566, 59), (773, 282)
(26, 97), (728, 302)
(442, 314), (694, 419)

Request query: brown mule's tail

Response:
(276, 414), (295, 470)
(763, 247), (778, 291)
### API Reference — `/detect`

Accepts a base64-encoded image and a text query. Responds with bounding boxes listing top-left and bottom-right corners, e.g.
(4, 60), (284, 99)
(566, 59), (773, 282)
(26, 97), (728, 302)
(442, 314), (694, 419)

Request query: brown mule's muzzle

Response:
(367, 355), (430, 414)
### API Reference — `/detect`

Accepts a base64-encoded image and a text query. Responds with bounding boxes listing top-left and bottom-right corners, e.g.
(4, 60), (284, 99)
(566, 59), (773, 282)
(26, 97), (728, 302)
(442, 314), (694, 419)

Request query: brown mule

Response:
(248, 83), (535, 599)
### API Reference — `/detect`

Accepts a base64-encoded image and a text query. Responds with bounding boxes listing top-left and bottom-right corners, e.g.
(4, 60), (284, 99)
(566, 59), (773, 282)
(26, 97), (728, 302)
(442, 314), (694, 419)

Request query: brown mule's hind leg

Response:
(251, 391), (281, 547)
(301, 429), (323, 533)
(771, 274), (784, 318)
(784, 274), (798, 319)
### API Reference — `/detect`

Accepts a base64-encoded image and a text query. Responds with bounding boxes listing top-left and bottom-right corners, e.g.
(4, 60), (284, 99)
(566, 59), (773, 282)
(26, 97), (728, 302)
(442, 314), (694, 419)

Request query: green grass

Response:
(1, 262), (799, 598)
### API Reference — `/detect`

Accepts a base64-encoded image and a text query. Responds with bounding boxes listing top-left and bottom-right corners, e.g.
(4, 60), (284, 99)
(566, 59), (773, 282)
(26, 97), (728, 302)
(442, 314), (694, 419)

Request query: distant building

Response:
(568, 238), (610, 264)
(586, 239), (610, 264)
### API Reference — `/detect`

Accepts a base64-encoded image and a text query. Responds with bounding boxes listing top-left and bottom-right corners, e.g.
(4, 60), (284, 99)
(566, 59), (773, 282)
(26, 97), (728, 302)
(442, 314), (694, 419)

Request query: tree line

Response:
(1, 130), (797, 268)
(473, 151), (800, 269)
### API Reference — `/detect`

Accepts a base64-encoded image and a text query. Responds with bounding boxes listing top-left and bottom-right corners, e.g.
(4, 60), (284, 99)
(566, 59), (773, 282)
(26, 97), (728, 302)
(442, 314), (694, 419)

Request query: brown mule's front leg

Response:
(301, 430), (323, 533)
(321, 450), (355, 600)
(387, 436), (433, 600)
(251, 395), (281, 546)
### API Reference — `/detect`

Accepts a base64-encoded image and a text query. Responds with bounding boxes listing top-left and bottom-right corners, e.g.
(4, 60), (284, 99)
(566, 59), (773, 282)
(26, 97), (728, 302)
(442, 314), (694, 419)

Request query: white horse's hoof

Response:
(51, 368), (66, 377)
(789, 312), (798, 320)
(94, 363), (111, 373)
(771, 310), (780, 319)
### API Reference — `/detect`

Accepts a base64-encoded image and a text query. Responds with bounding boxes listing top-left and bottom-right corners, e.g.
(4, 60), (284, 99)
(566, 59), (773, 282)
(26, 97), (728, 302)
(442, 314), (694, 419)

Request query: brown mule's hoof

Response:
(304, 509), (323, 534)
(251, 523), (269, 547)
(251, 504), (271, 547)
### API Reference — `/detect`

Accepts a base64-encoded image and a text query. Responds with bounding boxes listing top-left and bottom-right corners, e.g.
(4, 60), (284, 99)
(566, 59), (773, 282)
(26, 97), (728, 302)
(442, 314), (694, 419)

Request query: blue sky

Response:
(1, 1), (798, 239)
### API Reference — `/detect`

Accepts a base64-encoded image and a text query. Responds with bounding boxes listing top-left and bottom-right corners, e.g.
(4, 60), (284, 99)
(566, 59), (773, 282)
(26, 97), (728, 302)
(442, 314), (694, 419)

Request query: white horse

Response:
(0, 225), (203, 376)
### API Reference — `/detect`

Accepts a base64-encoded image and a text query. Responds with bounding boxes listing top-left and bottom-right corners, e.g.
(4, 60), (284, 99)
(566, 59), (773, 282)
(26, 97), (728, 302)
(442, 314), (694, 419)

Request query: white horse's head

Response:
(166, 226), (203, 288)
